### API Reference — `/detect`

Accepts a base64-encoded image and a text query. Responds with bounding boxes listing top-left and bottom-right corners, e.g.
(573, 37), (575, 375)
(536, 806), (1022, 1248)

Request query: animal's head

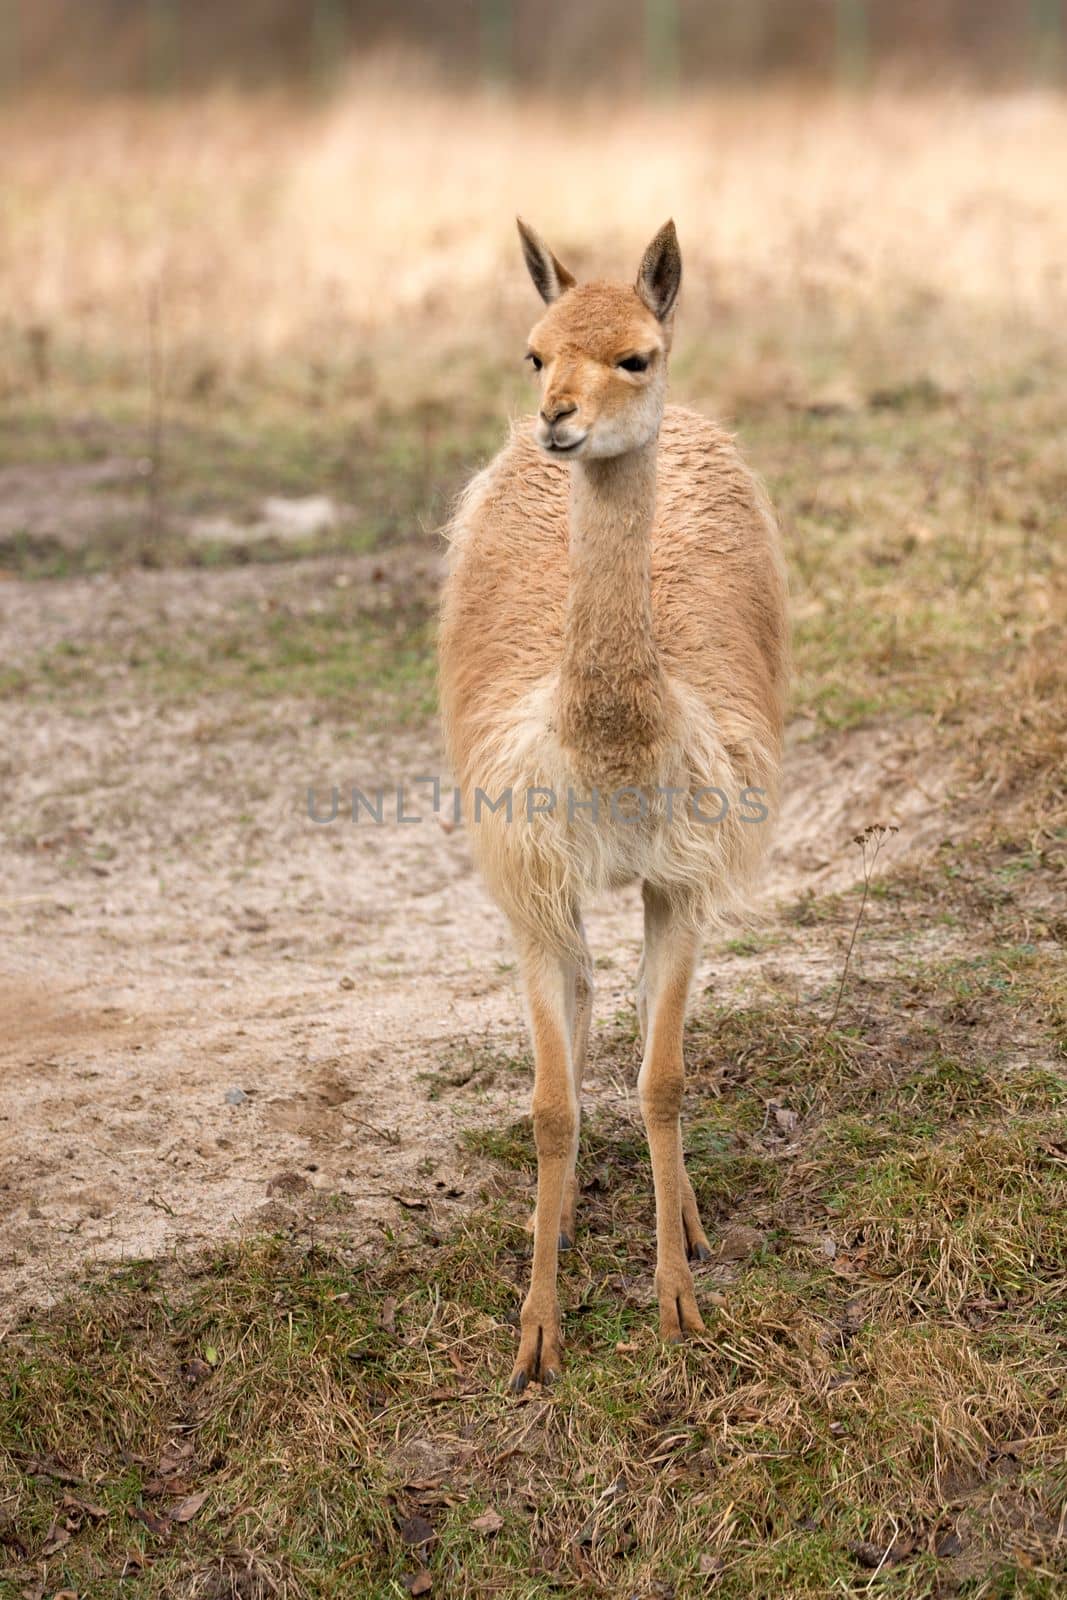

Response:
(517, 218), (681, 462)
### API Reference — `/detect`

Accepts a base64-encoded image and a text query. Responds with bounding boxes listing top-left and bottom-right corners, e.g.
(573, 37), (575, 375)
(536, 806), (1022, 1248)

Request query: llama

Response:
(438, 220), (789, 1390)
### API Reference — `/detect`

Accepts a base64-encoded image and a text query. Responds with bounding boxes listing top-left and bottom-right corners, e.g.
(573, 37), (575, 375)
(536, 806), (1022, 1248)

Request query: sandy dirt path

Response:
(0, 553), (952, 1316)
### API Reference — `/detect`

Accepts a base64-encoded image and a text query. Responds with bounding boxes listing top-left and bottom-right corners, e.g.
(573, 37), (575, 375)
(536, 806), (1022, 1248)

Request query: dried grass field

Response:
(0, 78), (1065, 1599)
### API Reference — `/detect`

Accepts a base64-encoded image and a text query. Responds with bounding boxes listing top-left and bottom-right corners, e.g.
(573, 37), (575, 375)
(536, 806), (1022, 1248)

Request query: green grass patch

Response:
(2, 590), (438, 727)
(0, 381), (506, 580)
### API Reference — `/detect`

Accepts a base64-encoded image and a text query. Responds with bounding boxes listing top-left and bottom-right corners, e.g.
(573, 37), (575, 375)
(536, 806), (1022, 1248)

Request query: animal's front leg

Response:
(524, 918), (591, 1252)
(510, 935), (577, 1392)
(638, 884), (706, 1341)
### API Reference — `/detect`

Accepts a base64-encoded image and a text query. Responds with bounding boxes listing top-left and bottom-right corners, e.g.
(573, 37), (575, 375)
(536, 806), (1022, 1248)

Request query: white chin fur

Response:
(534, 405), (663, 461)
(582, 420), (658, 459)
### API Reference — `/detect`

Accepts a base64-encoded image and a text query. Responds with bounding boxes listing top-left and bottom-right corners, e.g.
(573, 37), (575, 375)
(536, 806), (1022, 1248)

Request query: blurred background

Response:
(7, 1), (1067, 94)
(4, 3), (1067, 548)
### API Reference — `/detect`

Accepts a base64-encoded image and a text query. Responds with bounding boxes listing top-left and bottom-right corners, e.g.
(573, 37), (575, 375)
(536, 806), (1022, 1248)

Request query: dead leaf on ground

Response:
(831, 1247), (873, 1279)
(715, 1224), (765, 1262)
(399, 1514), (435, 1549)
(381, 1295), (398, 1334)
(40, 1516), (71, 1558)
(130, 1505), (171, 1537)
(62, 1493), (108, 1520)
(470, 1507), (504, 1535)
(171, 1490), (209, 1523)
(768, 1100), (798, 1134)
(158, 1439), (194, 1474)
(406, 1570), (433, 1596)
(144, 1476), (184, 1497)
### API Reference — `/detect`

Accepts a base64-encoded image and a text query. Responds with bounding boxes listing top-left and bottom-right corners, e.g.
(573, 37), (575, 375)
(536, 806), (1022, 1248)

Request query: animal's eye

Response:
(617, 354), (649, 373)
(526, 352), (543, 371)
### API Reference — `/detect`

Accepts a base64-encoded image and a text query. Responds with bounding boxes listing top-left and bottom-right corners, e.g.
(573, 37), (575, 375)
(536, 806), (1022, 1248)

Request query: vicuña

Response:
(438, 219), (789, 1389)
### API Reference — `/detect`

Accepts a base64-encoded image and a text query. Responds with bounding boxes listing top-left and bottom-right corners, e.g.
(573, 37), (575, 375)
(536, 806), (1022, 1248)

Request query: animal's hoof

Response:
(558, 1231), (573, 1252)
(508, 1355), (563, 1391)
(688, 1238), (713, 1263)
(509, 1311), (563, 1393)
(657, 1270), (706, 1342)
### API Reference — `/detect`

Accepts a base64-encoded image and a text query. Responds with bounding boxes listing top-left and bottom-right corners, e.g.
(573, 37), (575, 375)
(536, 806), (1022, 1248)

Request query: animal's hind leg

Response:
(636, 944), (648, 1050)
(560, 917), (593, 1249)
(637, 899), (710, 1261)
(678, 1125), (712, 1262)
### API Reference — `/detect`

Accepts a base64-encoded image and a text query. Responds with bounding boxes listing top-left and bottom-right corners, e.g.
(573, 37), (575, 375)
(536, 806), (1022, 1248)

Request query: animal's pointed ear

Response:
(516, 217), (576, 304)
(636, 219), (682, 322)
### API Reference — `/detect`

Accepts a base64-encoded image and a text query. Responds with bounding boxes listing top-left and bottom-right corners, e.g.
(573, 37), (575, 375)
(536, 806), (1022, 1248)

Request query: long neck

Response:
(557, 441), (667, 784)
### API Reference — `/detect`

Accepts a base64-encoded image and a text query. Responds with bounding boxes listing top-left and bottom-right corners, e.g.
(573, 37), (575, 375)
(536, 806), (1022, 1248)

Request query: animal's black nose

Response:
(540, 401), (577, 425)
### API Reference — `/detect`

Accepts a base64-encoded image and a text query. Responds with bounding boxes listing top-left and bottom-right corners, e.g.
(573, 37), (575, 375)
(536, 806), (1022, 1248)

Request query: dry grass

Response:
(2, 931), (1064, 1597)
(3, 77), (1067, 396)
(4, 852), (1064, 1596)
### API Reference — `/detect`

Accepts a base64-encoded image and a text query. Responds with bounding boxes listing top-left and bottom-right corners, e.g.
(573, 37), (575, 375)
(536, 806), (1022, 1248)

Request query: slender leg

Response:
(637, 882), (709, 1340)
(560, 917), (592, 1249)
(510, 931), (580, 1391)
(679, 1126), (713, 1263)
(526, 917), (592, 1251)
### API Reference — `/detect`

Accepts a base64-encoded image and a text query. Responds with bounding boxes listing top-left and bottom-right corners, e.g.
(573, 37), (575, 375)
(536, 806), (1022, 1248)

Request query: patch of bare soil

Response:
(0, 459), (147, 547)
(0, 553), (962, 1316)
